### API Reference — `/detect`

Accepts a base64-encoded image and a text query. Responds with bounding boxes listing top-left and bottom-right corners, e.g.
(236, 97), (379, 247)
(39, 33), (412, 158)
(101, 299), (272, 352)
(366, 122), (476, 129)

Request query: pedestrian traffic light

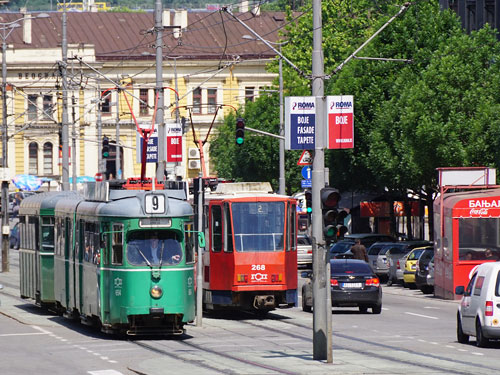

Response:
(235, 117), (245, 145)
(304, 189), (312, 214)
(321, 187), (341, 245)
(102, 136), (109, 158)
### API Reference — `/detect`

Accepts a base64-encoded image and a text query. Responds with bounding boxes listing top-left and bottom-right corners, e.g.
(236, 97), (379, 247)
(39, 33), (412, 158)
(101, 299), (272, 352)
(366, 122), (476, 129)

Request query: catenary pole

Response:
(279, 45), (285, 195)
(1, 25), (9, 272)
(61, 5), (69, 191)
(311, 0), (332, 362)
(154, 0), (165, 182)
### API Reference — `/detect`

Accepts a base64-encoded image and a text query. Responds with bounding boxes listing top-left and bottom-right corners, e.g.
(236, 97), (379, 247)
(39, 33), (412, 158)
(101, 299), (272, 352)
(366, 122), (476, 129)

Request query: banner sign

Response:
(136, 128), (158, 163)
(285, 96), (316, 150)
(167, 122), (183, 162)
(327, 95), (354, 149)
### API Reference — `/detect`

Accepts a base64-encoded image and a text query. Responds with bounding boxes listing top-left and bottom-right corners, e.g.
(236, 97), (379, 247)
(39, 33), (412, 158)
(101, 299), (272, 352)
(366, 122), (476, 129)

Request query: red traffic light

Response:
(320, 187), (340, 209)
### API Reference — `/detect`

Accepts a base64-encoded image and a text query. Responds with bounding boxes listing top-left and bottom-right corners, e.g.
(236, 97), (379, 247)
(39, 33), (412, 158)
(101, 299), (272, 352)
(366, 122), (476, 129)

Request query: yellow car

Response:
(403, 246), (433, 288)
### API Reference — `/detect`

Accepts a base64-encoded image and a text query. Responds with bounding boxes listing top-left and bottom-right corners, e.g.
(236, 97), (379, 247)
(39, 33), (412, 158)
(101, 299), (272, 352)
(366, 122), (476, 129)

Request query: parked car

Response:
(415, 251), (435, 294)
(367, 242), (397, 278)
(456, 261), (500, 347)
(385, 241), (433, 286)
(403, 246), (433, 288)
(329, 239), (355, 259)
(302, 259), (382, 314)
(297, 234), (312, 267)
(427, 257), (435, 287)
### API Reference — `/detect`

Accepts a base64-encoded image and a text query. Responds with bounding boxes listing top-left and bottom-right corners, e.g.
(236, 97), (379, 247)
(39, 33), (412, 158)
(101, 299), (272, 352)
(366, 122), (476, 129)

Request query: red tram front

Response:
(202, 182), (298, 313)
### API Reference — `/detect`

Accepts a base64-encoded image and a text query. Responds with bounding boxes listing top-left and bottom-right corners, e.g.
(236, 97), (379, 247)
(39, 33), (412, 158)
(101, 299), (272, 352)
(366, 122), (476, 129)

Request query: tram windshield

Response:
(232, 201), (285, 252)
(126, 230), (182, 266)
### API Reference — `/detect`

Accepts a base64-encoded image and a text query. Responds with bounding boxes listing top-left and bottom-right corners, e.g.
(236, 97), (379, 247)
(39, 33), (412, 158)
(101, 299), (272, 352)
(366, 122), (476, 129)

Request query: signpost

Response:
(327, 95), (354, 149)
(285, 96), (316, 150)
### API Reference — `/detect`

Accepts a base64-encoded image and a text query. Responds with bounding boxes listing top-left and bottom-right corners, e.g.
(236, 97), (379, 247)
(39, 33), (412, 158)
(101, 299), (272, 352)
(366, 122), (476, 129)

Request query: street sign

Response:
(327, 95), (354, 149)
(95, 172), (103, 182)
(301, 179), (312, 188)
(301, 166), (312, 180)
(285, 96), (316, 150)
(297, 150), (313, 166)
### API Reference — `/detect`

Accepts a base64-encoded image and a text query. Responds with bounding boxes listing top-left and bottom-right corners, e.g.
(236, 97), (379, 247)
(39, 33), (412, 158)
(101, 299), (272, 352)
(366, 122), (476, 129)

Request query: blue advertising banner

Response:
(285, 96), (316, 150)
(136, 128), (158, 163)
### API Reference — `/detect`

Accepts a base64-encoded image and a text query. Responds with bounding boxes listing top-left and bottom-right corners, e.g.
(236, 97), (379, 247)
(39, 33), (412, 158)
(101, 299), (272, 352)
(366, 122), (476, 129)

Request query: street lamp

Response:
(242, 35), (288, 195)
(1, 13), (48, 272)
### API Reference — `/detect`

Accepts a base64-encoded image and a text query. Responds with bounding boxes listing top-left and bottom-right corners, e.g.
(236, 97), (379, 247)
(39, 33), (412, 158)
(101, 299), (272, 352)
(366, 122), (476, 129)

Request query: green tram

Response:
(19, 191), (80, 306)
(19, 182), (198, 335)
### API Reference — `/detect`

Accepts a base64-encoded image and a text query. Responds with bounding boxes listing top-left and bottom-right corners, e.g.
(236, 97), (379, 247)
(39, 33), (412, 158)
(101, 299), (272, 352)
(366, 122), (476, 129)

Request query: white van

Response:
(456, 261), (500, 347)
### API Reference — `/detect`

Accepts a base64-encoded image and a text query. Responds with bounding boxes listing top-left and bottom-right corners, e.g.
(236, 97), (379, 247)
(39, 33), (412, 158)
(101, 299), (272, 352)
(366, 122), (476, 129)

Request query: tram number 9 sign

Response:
(145, 194), (165, 214)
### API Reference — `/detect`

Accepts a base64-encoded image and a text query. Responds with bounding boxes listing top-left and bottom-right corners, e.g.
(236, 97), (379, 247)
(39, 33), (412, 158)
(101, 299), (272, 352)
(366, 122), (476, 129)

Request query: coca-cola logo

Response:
(469, 208), (489, 216)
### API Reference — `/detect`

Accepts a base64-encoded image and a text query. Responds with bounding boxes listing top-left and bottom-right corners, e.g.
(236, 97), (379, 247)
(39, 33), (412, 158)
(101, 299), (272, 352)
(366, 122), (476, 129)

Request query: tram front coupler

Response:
(253, 295), (275, 309)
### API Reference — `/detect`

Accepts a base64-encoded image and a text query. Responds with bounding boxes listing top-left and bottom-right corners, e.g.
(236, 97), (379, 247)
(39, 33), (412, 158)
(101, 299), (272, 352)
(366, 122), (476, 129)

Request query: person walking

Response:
(351, 239), (368, 262)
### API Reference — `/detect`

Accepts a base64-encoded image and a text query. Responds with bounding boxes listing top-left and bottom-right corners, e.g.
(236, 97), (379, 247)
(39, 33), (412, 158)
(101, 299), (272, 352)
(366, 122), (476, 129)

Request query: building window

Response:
(208, 88), (217, 113)
(43, 95), (53, 120)
(43, 142), (53, 175)
(101, 90), (111, 114)
(245, 87), (255, 103)
(139, 88), (149, 116)
(29, 142), (38, 175)
(193, 87), (202, 114)
(28, 95), (38, 121)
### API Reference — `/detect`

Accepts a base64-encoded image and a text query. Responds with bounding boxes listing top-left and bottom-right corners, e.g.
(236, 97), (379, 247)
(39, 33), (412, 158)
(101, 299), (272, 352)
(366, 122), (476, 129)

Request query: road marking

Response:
(404, 312), (438, 320)
(471, 352), (484, 356)
(0, 332), (47, 337)
(424, 306), (440, 310)
(88, 371), (124, 375)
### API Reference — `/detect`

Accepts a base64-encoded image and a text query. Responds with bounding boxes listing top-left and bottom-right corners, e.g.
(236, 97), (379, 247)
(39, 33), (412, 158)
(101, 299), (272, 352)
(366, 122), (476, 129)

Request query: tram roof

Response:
(205, 182), (293, 201)
(19, 191), (82, 215)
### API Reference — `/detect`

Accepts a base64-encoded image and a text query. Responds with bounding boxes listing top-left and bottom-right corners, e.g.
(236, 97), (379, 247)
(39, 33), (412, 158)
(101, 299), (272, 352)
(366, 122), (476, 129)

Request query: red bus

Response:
(201, 182), (298, 313)
(434, 188), (500, 299)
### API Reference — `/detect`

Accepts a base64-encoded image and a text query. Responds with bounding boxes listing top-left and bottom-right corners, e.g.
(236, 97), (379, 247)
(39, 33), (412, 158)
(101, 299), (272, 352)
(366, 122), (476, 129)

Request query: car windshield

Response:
(330, 242), (353, 254)
(232, 202), (285, 252)
(331, 261), (372, 275)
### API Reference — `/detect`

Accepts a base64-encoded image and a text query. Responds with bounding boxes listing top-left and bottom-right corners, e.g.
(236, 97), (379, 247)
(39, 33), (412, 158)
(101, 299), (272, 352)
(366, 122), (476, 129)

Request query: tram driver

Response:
(127, 231), (182, 266)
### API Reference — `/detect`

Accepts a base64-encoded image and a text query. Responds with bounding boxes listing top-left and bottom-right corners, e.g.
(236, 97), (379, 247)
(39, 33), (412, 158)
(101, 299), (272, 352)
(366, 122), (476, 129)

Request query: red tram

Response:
(201, 182), (298, 313)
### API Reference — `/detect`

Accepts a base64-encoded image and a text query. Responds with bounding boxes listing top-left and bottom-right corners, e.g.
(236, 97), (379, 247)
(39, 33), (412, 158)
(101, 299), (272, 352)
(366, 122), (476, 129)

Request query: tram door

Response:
(285, 202), (298, 286)
(208, 203), (234, 291)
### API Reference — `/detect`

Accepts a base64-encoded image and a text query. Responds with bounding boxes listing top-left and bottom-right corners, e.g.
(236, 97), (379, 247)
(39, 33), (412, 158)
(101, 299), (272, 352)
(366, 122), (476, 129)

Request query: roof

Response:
(0, 11), (290, 61)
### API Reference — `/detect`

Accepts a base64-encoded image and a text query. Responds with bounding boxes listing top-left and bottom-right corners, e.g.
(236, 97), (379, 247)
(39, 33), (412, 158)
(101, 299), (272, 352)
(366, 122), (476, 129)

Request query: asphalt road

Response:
(1, 253), (499, 375)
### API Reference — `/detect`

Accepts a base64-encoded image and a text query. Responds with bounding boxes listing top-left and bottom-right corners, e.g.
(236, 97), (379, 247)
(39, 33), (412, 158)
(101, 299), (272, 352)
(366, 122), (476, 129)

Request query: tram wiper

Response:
(137, 248), (153, 268)
(159, 242), (164, 268)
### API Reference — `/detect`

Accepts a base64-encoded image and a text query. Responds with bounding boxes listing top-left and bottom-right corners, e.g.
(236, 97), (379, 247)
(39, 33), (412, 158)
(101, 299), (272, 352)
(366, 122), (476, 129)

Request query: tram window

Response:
(41, 217), (55, 251)
(112, 223), (123, 265)
(184, 222), (195, 263)
(28, 216), (38, 251)
(211, 205), (222, 252)
(232, 202), (285, 252)
(19, 216), (26, 249)
(224, 204), (233, 253)
(288, 203), (297, 252)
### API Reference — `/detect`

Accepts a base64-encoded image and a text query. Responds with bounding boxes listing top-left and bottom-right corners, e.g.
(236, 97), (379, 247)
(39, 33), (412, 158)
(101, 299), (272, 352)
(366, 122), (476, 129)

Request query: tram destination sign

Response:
(285, 96), (316, 150)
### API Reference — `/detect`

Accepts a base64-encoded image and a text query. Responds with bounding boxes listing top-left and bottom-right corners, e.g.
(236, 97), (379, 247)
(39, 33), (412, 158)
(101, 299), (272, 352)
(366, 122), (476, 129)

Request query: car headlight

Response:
(150, 285), (163, 299)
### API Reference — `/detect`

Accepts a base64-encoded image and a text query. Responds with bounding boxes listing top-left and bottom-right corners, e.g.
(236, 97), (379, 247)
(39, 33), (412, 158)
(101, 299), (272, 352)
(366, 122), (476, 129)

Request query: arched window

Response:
(43, 142), (53, 175)
(29, 142), (38, 175)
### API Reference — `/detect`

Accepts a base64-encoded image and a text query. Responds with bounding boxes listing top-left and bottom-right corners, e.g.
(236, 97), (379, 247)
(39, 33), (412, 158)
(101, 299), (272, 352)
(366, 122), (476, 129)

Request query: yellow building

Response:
(0, 8), (284, 188)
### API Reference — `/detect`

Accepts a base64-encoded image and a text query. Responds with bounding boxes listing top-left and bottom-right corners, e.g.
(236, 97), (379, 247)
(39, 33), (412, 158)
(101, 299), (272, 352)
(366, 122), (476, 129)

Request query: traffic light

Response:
(304, 189), (312, 214)
(235, 117), (245, 145)
(336, 209), (348, 239)
(102, 136), (110, 158)
(321, 187), (341, 245)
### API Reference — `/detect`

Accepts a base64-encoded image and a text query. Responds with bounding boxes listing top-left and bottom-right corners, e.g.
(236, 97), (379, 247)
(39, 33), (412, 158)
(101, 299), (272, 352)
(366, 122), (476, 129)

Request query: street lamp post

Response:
(1, 13), (48, 272)
(242, 35), (287, 195)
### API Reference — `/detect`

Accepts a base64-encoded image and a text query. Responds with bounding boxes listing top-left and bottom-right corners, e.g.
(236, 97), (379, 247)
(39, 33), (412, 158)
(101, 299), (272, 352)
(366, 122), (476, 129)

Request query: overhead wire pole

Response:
(61, 4), (70, 191)
(115, 87), (121, 179)
(311, 0), (332, 362)
(154, 0), (165, 182)
(96, 80), (103, 175)
(279, 44), (285, 195)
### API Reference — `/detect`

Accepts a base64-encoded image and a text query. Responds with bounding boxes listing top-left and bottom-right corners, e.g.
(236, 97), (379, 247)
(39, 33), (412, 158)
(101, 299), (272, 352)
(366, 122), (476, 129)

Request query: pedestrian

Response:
(351, 239), (368, 262)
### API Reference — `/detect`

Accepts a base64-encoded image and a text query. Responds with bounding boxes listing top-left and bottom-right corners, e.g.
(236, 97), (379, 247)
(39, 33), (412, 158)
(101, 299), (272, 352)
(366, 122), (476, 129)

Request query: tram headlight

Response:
(150, 285), (163, 299)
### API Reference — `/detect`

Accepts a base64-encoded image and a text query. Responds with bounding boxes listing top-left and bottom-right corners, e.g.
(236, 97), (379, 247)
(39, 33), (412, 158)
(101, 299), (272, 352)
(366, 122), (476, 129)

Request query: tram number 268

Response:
(251, 264), (266, 271)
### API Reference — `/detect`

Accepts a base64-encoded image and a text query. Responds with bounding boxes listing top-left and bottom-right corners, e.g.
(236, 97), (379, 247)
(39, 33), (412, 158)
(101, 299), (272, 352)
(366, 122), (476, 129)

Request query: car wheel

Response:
(358, 305), (368, 313)
(302, 296), (312, 313)
(403, 281), (409, 288)
(372, 304), (382, 314)
(475, 319), (489, 348)
(456, 314), (469, 344)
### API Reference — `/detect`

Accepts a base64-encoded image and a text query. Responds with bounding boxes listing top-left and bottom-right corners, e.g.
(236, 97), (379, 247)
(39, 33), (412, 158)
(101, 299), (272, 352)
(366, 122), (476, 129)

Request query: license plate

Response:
(342, 283), (363, 288)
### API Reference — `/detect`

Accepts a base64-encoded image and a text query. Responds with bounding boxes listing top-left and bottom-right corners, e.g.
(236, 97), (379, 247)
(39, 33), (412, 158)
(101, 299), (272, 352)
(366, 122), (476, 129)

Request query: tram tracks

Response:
(235, 311), (497, 375)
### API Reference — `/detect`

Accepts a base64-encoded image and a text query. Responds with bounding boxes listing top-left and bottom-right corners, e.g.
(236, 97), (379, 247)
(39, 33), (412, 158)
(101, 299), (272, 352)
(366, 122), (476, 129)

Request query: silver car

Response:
(297, 234), (312, 267)
(367, 242), (397, 277)
(385, 241), (433, 285)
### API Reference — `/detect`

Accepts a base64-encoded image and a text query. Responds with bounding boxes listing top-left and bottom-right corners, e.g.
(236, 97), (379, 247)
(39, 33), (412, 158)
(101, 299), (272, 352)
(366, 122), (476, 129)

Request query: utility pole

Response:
(154, 0), (165, 182)
(278, 45), (285, 195)
(311, 0), (332, 362)
(96, 81), (103, 175)
(115, 88), (120, 179)
(61, 4), (69, 190)
(71, 94), (77, 190)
